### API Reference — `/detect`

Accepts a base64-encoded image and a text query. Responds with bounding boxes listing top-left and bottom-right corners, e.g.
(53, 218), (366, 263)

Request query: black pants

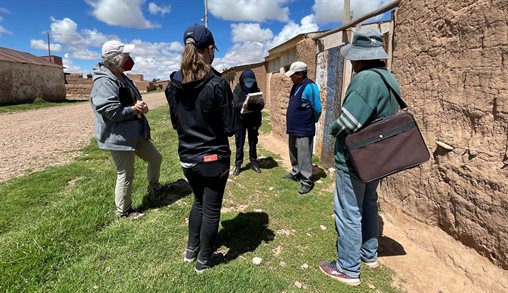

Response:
(235, 122), (259, 166)
(182, 160), (230, 261)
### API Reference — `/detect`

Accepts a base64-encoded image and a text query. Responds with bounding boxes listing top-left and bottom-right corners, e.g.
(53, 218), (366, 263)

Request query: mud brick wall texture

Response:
(228, 65), (267, 98)
(383, 0), (508, 268)
(0, 62), (65, 103)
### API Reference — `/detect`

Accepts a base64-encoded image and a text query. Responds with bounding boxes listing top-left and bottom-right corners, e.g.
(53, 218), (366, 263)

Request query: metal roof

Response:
(0, 47), (63, 68)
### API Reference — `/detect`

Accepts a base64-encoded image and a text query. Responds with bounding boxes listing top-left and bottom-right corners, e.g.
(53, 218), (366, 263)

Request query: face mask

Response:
(244, 81), (254, 88)
(123, 56), (134, 71)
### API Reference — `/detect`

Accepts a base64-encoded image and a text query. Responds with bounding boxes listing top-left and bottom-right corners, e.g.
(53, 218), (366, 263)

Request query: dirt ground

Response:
(1, 92), (506, 292)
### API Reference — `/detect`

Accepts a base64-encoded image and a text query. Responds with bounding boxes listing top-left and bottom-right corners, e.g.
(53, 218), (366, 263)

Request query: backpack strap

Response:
(370, 69), (407, 110)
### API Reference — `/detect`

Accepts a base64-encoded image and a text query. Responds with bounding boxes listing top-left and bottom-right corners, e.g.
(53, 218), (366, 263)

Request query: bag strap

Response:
(370, 69), (407, 110)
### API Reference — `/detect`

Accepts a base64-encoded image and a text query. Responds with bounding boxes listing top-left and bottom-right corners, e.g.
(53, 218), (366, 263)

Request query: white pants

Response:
(110, 139), (162, 214)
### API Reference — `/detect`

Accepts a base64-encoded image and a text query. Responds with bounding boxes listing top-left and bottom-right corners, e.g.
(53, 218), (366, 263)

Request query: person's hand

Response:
(131, 104), (142, 115)
(136, 101), (149, 114)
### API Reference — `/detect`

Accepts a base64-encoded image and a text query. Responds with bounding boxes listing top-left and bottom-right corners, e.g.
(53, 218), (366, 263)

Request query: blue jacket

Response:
(286, 78), (321, 137)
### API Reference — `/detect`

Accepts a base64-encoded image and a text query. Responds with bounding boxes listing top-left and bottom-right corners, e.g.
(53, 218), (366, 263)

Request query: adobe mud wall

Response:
(0, 61), (65, 103)
(384, 0), (507, 268)
(226, 65), (267, 98)
(65, 73), (149, 100)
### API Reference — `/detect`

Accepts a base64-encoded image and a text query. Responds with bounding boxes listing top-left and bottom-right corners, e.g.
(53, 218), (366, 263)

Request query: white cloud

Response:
(269, 14), (319, 49)
(85, 0), (158, 29)
(231, 23), (273, 43)
(213, 14), (319, 72)
(50, 17), (112, 50)
(0, 25), (12, 36)
(0, 9), (12, 36)
(126, 39), (184, 80)
(312, 0), (389, 24)
(148, 2), (171, 15)
(208, 0), (290, 22)
(213, 41), (266, 72)
(72, 49), (101, 60)
(30, 39), (62, 52)
(62, 58), (84, 74)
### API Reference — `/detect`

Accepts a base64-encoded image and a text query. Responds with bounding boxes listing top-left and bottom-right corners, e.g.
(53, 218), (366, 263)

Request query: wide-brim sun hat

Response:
(340, 28), (388, 61)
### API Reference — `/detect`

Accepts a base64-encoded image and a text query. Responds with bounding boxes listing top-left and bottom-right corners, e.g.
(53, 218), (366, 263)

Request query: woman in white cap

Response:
(165, 24), (235, 273)
(319, 28), (401, 286)
(90, 40), (165, 219)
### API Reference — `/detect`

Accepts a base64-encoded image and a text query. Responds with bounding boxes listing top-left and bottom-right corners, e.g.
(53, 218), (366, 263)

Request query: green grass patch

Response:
(259, 110), (272, 134)
(0, 98), (86, 114)
(0, 107), (398, 292)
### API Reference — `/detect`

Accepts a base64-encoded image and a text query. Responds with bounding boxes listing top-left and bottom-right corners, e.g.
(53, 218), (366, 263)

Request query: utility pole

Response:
(204, 0), (208, 28)
(343, 0), (352, 23)
(343, 0), (353, 43)
(47, 32), (51, 57)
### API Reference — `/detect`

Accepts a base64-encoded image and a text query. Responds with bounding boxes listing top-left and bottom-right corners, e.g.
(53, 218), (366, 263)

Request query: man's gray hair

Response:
(103, 53), (128, 71)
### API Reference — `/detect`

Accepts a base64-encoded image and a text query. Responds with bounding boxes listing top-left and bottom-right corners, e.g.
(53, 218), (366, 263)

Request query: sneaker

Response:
(183, 247), (199, 263)
(282, 173), (299, 181)
(194, 252), (224, 273)
(319, 260), (361, 286)
(251, 162), (261, 173)
(363, 259), (379, 269)
(118, 208), (145, 220)
(298, 184), (314, 194)
(233, 165), (241, 176)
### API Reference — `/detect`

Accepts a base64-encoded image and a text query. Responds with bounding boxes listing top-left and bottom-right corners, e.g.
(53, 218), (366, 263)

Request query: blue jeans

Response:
(334, 169), (379, 278)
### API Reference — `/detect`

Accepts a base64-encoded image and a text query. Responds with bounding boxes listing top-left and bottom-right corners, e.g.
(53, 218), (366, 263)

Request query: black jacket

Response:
(165, 68), (236, 163)
(232, 72), (264, 128)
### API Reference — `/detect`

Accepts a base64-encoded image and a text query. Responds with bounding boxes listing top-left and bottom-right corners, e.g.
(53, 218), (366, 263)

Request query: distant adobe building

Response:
(65, 72), (153, 100)
(0, 48), (65, 104)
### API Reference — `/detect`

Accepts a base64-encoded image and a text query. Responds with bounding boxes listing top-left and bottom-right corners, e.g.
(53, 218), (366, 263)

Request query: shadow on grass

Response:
(237, 157), (279, 174)
(257, 157), (278, 169)
(310, 164), (327, 181)
(216, 212), (275, 262)
(138, 178), (192, 211)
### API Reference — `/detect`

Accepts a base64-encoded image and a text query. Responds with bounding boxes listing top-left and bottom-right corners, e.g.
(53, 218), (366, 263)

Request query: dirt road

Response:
(0, 92), (168, 182)
(1, 91), (506, 292)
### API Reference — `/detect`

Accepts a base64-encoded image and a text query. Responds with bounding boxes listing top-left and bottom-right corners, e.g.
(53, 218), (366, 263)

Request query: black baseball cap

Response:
(183, 24), (217, 51)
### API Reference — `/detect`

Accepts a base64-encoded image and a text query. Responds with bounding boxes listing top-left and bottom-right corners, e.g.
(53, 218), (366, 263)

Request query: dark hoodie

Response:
(232, 69), (264, 128)
(165, 68), (236, 163)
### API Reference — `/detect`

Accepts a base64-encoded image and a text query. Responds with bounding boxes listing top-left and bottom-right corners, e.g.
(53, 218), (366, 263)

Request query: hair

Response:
(103, 53), (128, 72)
(300, 70), (308, 78)
(180, 44), (211, 83)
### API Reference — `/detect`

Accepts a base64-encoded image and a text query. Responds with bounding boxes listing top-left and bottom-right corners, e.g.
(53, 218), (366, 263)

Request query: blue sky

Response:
(0, 0), (391, 80)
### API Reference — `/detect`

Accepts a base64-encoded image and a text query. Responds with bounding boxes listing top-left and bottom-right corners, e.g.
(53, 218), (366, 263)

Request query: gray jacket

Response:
(90, 63), (150, 151)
